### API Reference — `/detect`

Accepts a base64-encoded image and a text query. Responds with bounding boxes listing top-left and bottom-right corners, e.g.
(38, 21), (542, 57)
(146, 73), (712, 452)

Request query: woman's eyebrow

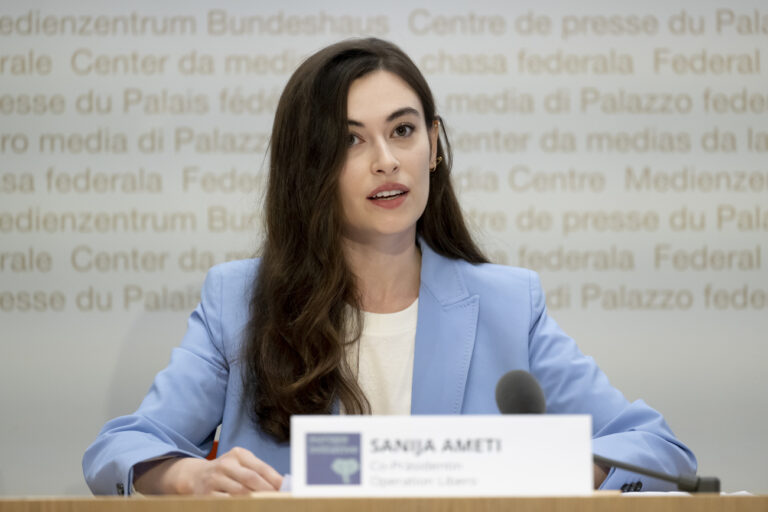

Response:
(347, 106), (421, 127)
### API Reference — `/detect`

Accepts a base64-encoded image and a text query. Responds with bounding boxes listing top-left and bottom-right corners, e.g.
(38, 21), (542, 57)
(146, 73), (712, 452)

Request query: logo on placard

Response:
(306, 433), (361, 485)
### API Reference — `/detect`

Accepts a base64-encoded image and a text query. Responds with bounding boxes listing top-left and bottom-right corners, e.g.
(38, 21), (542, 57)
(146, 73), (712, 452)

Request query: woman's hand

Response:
(133, 446), (283, 495)
(593, 463), (609, 489)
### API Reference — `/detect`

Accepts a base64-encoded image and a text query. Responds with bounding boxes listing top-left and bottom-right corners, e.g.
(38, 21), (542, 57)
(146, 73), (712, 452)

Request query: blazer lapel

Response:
(411, 243), (479, 414)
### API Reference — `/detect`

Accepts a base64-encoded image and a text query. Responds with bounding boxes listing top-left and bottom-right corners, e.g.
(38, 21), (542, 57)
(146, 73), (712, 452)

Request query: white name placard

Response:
(291, 415), (592, 497)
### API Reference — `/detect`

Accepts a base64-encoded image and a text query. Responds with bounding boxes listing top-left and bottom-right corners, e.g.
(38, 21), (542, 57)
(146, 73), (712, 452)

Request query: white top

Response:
(346, 299), (418, 415)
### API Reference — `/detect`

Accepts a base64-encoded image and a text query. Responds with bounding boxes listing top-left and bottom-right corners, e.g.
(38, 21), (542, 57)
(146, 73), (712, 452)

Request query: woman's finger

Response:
(217, 458), (276, 492)
(230, 447), (283, 490)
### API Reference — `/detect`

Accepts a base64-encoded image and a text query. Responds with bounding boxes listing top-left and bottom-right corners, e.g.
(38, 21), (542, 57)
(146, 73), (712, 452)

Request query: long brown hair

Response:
(242, 38), (487, 443)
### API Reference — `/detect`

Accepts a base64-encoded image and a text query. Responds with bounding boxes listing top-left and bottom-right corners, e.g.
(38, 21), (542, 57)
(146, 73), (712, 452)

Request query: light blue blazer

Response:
(83, 242), (696, 495)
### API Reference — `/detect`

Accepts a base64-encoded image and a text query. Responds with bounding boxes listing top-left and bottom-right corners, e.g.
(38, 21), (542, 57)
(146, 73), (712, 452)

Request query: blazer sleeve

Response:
(525, 270), (697, 491)
(82, 266), (230, 495)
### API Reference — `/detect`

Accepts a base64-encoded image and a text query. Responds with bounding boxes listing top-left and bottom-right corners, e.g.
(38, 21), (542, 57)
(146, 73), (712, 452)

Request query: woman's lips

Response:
(368, 191), (408, 209)
(367, 183), (409, 198)
(366, 183), (409, 210)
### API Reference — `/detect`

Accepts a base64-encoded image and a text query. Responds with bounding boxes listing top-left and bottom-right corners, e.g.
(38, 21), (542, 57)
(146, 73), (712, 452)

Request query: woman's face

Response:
(338, 70), (438, 247)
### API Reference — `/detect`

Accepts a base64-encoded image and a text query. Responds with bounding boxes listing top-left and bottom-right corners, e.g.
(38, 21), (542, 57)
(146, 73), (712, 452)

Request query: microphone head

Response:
(495, 370), (546, 414)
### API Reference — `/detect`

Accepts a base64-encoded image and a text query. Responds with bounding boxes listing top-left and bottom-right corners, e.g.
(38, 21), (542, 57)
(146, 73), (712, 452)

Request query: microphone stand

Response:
(594, 454), (720, 493)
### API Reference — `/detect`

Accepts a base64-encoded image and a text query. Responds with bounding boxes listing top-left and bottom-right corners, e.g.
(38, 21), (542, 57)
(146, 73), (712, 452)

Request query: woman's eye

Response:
(348, 133), (361, 146)
(393, 124), (414, 137)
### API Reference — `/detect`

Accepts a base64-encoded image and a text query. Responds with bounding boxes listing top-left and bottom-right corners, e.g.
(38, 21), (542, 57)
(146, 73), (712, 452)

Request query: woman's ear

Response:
(429, 118), (440, 168)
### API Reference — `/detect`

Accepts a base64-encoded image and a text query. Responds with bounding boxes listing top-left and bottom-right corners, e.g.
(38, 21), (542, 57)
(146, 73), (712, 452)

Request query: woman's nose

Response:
(370, 139), (400, 175)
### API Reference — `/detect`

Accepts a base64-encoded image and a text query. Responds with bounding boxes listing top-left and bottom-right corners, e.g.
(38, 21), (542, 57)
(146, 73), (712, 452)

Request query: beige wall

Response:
(1, 0), (766, 494)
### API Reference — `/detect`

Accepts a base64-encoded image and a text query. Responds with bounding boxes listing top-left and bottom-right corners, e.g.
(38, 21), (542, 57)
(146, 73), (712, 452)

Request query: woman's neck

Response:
(342, 235), (421, 314)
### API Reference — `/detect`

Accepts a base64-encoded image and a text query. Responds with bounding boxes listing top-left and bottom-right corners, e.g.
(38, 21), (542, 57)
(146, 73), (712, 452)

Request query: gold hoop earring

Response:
(430, 156), (443, 172)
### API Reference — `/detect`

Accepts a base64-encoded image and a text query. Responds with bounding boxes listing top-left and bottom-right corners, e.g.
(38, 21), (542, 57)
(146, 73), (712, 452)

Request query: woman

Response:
(83, 38), (696, 495)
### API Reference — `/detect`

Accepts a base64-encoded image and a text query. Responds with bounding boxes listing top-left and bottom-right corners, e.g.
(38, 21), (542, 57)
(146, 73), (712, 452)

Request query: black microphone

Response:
(494, 370), (720, 493)
(495, 369), (546, 414)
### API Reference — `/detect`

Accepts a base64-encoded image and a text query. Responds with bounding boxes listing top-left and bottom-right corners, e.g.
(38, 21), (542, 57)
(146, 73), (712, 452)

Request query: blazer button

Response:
(116, 482), (125, 496)
(620, 483), (631, 492)
(633, 481), (643, 492)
